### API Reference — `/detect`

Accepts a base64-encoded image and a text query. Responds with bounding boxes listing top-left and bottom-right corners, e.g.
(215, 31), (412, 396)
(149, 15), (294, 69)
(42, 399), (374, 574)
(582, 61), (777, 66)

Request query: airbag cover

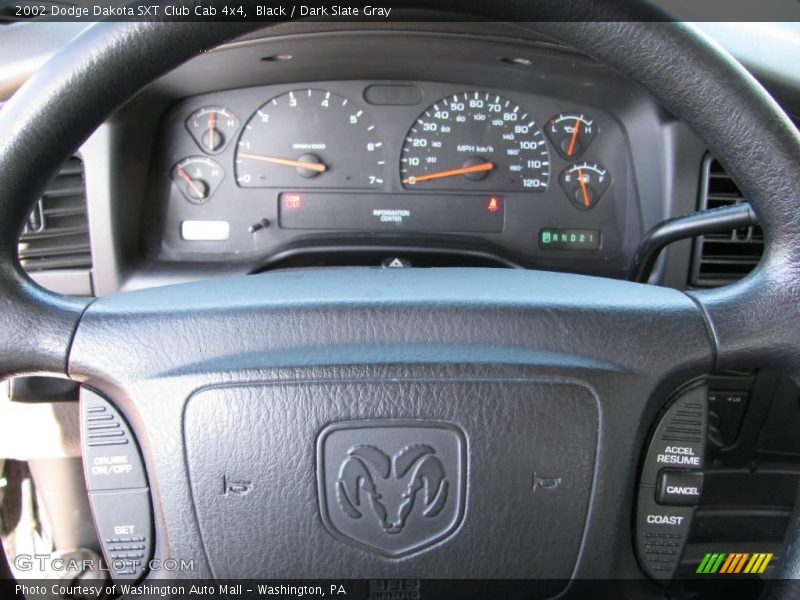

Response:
(184, 378), (597, 581)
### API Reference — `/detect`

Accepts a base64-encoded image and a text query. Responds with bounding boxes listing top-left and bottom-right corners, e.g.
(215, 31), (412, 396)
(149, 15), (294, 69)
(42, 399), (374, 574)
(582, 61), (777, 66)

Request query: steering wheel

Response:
(2, 1), (800, 595)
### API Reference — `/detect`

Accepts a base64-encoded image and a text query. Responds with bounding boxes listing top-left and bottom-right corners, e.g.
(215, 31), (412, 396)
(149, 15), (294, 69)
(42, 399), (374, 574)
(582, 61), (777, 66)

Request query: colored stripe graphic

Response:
(733, 553), (750, 573)
(697, 552), (773, 574)
(744, 554), (759, 574)
(719, 554), (736, 574)
(711, 553), (726, 573)
(697, 553), (721, 574)
(697, 553), (713, 574)
(698, 553), (726, 574)
(745, 553), (773, 574)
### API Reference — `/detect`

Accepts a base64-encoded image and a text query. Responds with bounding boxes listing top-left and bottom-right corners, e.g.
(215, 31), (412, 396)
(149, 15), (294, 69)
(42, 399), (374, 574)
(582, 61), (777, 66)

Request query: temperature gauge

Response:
(546, 114), (597, 159)
(171, 157), (224, 204)
(185, 107), (240, 154)
(559, 162), (610, 210)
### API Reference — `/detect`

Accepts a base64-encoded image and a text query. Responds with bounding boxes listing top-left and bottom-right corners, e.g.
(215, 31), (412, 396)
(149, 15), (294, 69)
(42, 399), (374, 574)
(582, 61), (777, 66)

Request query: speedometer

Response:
(400, 92), (550, 192)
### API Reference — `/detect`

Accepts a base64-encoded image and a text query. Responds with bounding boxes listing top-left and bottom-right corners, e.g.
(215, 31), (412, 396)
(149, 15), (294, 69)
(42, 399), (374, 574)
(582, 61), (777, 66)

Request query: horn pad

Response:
(184, 378), (598, 588)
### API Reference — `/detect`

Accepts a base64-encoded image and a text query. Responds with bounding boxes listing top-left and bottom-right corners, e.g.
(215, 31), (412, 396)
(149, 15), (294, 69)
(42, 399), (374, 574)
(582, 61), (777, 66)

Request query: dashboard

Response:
(71, 23), (708, 290)
(156, 80), (633, 271)
(5, 22), (800, 293)
(0, 23), (712, 293)
(4, 20), (800, 591)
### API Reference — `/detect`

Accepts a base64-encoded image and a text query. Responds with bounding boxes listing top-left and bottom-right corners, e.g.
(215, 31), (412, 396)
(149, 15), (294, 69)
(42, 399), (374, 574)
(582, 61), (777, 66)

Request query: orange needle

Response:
(403, 161), (494, 184)
(238, 152), (327, 173)
(177, 167), (205, 198)
(577, 167), (590, 207)
(566, 118), (581, 157)
(208, 111), (216, 149)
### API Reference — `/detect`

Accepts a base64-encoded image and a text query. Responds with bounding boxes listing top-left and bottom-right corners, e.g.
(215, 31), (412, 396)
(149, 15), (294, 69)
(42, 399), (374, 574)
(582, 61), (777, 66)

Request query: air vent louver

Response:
(690, 157), (763, 287)
(18, 156), (92, 272)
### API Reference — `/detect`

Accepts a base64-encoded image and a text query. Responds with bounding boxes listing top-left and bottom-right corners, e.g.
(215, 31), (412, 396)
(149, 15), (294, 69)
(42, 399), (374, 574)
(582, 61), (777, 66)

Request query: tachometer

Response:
(235, 89), (385, 189)
(400, 92), (550, 192)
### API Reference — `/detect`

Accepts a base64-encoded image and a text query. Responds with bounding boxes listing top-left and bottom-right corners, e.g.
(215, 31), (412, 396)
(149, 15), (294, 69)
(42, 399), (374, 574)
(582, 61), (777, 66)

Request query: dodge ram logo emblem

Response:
(317, 420), (466, 557)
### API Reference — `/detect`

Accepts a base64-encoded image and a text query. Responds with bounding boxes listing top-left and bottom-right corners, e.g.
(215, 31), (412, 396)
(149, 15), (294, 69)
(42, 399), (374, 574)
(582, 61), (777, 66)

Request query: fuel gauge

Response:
(172, 157), (224, 204)
(186, 107), (240, 154)
(559, 162), (610, 210)
(546, 114), (597, 159)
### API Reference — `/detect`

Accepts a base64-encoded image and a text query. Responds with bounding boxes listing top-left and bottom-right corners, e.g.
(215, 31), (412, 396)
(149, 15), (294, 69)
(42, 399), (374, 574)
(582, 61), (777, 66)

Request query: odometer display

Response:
(400, 92), (550, 192)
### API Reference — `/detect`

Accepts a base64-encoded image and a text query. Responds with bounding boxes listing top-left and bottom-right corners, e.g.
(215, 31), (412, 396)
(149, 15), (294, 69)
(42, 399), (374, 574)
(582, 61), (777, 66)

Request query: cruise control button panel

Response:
(80, 388), (154, 582)
(89, 489), (153, 580)
(81, 391), (147, 491)
(636, 383), (708, 581)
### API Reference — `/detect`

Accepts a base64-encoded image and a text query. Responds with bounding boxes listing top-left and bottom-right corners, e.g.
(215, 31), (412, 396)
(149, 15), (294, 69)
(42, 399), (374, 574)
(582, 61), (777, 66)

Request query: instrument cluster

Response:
(152, 81), (636, 273)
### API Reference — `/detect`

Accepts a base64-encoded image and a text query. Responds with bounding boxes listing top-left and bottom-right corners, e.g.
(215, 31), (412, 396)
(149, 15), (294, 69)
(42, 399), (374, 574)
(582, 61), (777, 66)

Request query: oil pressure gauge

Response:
(171, 157), (224, 204)
(559, 162), (610, 210)
(546, 113), (597, 159)
(186, 107), (240, 154)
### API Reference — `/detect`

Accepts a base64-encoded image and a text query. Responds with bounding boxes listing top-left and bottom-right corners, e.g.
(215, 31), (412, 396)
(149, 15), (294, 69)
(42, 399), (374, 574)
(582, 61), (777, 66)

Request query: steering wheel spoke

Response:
(1, 5), (799, 590)
(67, 268), (713, 582)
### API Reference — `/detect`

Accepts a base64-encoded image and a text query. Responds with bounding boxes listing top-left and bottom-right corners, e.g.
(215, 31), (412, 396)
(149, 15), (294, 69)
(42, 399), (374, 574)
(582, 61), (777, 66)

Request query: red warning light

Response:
(487, 196), (500, 213)
(284, 193), (302, 210)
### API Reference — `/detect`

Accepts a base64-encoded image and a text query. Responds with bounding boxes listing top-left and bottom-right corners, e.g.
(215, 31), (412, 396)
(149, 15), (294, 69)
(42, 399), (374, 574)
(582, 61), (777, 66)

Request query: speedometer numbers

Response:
(400, 92), (550, 192)
(235, 89), (385, 189)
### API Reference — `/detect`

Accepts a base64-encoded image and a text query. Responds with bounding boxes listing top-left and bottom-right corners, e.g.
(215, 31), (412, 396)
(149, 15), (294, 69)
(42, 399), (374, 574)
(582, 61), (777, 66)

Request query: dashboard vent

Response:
(18, 156), (92, 272)
(690, 157), (763, 287)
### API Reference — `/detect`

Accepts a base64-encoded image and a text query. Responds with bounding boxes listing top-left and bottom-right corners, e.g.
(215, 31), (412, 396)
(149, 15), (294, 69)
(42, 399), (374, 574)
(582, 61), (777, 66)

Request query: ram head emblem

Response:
(336, 444), (448, 534)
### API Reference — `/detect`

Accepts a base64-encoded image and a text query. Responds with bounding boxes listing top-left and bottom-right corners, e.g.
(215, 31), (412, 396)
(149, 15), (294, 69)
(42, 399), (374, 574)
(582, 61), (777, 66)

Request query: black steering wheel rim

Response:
(0, 9), (799, 378)
(1, 0), (800, 589)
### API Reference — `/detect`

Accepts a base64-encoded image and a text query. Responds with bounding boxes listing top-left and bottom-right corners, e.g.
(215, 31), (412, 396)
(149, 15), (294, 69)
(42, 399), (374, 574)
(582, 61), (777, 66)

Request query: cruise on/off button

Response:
(657, 470), (704, 506)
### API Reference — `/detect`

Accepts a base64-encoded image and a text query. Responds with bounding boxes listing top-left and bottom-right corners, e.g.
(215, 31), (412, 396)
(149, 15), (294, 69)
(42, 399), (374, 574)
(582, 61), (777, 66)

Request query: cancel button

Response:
(656, 470), (704, 506)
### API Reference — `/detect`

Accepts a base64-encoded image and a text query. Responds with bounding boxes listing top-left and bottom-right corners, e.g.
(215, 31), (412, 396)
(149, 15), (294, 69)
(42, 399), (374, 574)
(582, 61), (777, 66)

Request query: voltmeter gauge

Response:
(185, 107), (240, 154)
(171, 157), (224, 204)
(559, 162), (610, 210)
(546, 113), (597, 159)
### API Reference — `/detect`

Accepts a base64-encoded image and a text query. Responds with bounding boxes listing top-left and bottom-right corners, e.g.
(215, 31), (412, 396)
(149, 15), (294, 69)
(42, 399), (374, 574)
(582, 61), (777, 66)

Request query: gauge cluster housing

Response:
(74, 26), (706, 292)
(154, 80), (633, 270)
